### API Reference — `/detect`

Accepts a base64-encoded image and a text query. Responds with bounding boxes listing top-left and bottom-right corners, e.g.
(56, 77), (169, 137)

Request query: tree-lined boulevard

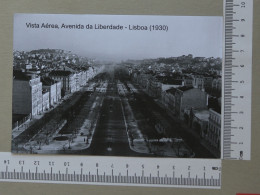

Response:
(13, 66), (215, 158)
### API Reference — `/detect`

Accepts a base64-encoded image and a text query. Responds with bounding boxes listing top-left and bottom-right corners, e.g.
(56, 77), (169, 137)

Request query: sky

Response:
(13, 14), (223, 61)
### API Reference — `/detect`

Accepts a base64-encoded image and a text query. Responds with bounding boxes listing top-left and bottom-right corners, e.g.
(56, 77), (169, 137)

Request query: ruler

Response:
(222, 0), (253, 160)
(0, 152), (221, 188)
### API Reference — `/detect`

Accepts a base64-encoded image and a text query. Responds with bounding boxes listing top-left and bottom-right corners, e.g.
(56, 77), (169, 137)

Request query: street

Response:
(82, 81), (150, 156)
(14, 67), (216, 158)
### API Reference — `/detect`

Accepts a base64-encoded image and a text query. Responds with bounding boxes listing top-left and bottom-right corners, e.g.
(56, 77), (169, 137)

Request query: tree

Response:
(68, 136), (73, 149)
(156, 132), (164, 143)
(29, 145), (34, 154)
(172, 139), (183, 157)
(44, 130), (50, 145)
(13, 141), (19, 153)
(129, 132), (134, 146)
(37, 141), (42, 150)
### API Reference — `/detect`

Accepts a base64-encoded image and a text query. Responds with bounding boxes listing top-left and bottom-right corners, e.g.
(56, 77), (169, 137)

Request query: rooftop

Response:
(41, 77), (56, 86)
(49, 70), (72, 77)
(177, 86), (193, 92)
(166, 87), (177, 95)
(13, 70), (30, 81)
(194, 109), (210, 121)
(158, 77), (183, 85)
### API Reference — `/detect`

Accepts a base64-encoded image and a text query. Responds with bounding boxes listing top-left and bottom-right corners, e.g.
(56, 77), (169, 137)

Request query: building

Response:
(58, 65), (77, 73)
(183, 75), (193, 87)
(161, 87), (177, 113)
(80, 70), (87, 86)
(59, 66), (87, 90)
(203, 76), (214, 93)
(49, 70), (76, 95)
(183, 75), (205, 90)
(56, 81), (62, 101)
(184, 108), (209, 138)
(41, 77), (61, 106)
(212, 77), (222, 97)
(192, 75), (204, 90)
(147, 79), (162, 98)
(74, 72), (81, 91)
(175, 86), (208, 118)
(86, 66), (95, 81)
(42, 90), (50, 112)
(137, 74), (151, 90)
(13, 70), (42, 117)
(207, 108), (221, 153)
(161, 79), (183, 91)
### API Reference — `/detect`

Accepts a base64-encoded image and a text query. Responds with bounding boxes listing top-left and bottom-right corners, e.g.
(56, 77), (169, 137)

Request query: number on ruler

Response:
(64, 162), (70, 166)
(223, 0), (253, 160)
(4, 160), (9, 164)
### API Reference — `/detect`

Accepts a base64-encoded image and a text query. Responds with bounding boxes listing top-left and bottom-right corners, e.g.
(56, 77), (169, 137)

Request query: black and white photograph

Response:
(12, 14), (223, 158)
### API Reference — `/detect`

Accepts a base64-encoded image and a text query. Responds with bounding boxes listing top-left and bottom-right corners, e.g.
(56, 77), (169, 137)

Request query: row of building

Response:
(13, 66), (97, 119)
(183, 107), (221, 156)
(48, 65), (96, 95)
(133, 73), (221, 98)
(132, 72), (221, 157)
(13, 70), (61, 117)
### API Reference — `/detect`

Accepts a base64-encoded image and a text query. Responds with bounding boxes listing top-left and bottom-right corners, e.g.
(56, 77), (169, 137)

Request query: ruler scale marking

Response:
(222, 0), (252, 160)
(0, 156), (221, 188)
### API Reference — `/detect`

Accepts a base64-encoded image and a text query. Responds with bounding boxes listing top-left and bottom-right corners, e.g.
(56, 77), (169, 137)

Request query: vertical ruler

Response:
(0, 152), (221, 188)
(222, 0), (253, 160)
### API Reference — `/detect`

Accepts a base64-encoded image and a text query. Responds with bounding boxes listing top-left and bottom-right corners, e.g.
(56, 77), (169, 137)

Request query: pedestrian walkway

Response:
(120, 96), (192, 157)
(12, 92), (72, 140)
(23, 93), (104, 154)
(155, 97), (219, 158)
(120, 97), (149, 154)
(122, 83), (196, 157)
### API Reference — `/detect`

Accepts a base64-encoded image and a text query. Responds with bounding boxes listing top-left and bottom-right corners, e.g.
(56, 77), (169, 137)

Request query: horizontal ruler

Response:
(0, 152), (221, 189)
(222, 0), (253, 160)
